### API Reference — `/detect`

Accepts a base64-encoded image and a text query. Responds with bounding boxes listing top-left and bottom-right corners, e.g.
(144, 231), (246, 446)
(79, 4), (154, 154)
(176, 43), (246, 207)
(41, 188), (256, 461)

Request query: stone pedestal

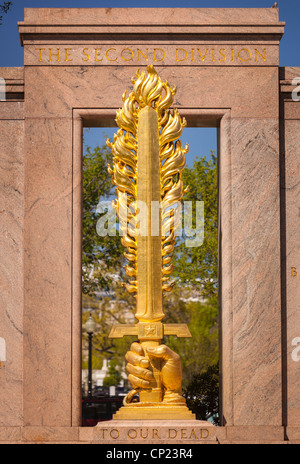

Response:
(1, 425), (299, 444)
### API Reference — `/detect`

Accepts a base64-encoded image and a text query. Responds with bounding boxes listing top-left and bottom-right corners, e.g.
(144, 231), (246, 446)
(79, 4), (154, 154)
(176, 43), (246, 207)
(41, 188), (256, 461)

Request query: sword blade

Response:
(135, 106), (164, 323)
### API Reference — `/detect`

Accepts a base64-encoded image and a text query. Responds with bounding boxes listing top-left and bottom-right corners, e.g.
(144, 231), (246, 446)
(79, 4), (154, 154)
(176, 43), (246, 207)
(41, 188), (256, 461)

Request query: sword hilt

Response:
(139, 339), (163, 403)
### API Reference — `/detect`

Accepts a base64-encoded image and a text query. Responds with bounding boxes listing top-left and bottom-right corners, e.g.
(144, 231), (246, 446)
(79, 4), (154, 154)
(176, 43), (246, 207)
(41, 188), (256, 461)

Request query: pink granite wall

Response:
(280, 68), (300, 428)
(0, 69), (24, 426)
(18, 6), (284, 427)
(0, 7), (293, 431)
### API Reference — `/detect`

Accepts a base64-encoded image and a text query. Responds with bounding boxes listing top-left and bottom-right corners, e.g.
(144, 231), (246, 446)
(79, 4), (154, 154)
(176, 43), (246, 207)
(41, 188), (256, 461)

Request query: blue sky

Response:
(84, 127), (217, 168)
(1, 1), (299, 164)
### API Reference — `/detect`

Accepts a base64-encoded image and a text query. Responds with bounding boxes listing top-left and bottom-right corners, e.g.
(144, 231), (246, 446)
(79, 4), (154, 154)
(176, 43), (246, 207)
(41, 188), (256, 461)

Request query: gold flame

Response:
(107, 65), (188, 296)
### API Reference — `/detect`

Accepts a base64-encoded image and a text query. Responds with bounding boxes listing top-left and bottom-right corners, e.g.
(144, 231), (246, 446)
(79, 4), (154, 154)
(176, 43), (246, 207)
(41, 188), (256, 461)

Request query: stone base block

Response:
(0, 425), (291, 444)
(94, 420), (215, 444)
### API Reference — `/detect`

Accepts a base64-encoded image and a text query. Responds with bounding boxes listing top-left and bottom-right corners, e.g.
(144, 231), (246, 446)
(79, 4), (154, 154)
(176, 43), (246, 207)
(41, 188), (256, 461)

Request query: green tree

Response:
(0, 1), (12, 26)
(164, 151), (219, 385)
(103, 359), (123, 388)
(82, 291), (135, 372)
(82, 133), (219, 401)
(183, 363), (219, 424)
(173, 151), (218, 299)
(164, 292), (218, 387)
(82, 133), (132, 379)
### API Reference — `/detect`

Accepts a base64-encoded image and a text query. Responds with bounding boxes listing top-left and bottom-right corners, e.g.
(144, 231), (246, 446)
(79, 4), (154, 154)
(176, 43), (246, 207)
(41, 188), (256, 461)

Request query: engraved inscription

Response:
(291, 267), (298, 277)
(32, 46), (269, 66)
(97, 427), (211, 441)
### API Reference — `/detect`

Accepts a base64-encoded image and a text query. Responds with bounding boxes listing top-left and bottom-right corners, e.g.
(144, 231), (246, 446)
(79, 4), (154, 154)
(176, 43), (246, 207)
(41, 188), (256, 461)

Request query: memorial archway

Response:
(2, 7), (300, 442)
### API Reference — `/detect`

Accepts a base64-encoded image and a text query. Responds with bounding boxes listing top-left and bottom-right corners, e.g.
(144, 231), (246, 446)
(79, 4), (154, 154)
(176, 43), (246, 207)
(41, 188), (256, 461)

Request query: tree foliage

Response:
(82, 132), (219, 410)
(173, 151), (218, 299)
(164, 291), (218, 387)
(82, 134), (131, 375)
(183, 363), (219, 424)
(0, 1), (12, 26)
(103, 358), (123, 388)
(82, 289), (135, 372)
(82, 135), (124, 295)
(163, 152), (219, 386)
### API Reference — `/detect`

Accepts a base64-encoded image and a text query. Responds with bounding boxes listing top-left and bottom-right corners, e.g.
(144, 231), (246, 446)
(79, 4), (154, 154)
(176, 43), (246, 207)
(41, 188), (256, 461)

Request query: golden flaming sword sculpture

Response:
(107, 65), (194, 419)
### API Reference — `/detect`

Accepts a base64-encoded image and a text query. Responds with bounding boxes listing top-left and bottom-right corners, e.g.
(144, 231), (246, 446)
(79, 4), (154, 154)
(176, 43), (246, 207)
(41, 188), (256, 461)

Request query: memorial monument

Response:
(0, 6), (300, 443)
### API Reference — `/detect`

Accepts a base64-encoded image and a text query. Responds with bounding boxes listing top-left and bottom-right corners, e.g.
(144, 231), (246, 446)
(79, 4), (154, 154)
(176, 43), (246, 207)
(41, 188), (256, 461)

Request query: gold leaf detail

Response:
(107, 65), (188, 297)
